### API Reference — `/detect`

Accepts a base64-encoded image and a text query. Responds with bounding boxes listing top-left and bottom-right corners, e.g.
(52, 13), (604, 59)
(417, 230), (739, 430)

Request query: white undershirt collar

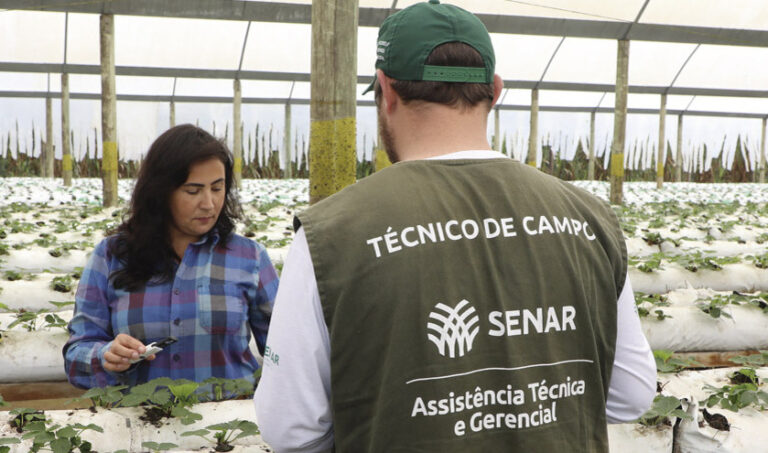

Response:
(424, 150), (509, 161)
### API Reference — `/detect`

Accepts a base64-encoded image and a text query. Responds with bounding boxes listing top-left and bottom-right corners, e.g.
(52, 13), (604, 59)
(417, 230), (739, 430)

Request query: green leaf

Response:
(71, 423), (103, 433)
(168, 382), (199, 402)
(56, 425), (77, 439)
(50, 437), (72, 453)
(141, 441), (178, 450)
(0, 438), (21, 445)
(171, 406), (203, 425)
(180, 429), (210, 438)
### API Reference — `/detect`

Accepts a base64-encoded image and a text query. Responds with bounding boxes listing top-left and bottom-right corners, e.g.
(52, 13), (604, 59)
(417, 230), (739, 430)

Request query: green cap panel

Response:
(363, 1), (495, 94)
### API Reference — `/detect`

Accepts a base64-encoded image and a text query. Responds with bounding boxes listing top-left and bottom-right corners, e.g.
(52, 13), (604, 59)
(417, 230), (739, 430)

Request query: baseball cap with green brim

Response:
(362, 0), (495, 95)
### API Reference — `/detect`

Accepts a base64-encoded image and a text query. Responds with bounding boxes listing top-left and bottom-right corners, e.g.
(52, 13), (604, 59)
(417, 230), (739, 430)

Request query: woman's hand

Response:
(102, 333), (156, 372)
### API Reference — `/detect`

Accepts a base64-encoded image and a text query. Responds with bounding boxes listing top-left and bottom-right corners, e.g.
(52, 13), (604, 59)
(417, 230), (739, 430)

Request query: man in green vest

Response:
(254, 1), (656, 451)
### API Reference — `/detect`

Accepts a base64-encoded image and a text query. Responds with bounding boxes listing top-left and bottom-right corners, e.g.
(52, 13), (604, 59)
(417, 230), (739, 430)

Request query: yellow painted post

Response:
(100, 14), (118, 207)
(310, 0), (359, 204)
(528, 88), (539, 167)
(61, 73), (72, 186)
(374, 131), (391, 172)
(657, 93), (667, 189)
(233, 79), (243, 188)
(610, 40), (629, 205)
(169, 100), (176, 128)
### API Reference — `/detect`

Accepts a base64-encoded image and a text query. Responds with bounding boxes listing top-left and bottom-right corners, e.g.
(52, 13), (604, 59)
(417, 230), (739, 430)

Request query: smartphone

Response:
(130, 336), (178, 364)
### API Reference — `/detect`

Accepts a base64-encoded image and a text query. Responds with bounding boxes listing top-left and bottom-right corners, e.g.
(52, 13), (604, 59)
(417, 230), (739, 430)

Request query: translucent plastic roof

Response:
(1, 0), (767, 163)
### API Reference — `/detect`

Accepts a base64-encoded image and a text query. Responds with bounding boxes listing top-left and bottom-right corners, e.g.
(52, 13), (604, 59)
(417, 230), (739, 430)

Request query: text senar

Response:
(488, 306), (576, 337)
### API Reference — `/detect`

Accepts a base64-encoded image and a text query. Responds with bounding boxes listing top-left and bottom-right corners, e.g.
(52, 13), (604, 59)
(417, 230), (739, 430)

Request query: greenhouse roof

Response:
(1, 0), (767, 162)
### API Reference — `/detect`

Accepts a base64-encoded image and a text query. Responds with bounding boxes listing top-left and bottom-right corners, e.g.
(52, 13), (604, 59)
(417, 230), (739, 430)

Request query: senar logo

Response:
(427, 300), (480, 358)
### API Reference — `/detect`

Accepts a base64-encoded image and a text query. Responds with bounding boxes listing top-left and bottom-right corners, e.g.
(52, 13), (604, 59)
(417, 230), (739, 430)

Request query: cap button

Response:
(429, 0), (440, 4)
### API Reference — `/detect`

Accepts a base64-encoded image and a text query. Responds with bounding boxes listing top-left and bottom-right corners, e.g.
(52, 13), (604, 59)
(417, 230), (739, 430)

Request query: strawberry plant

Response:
(637, 395), (692, 426)
(9, 408), (46, 432)
(121, 378), (203, 426)
(654, 350), (701, 373)
(182, 419), (260, 452)
(703, 382), (768, 411)
(23, 422), (102, 453)
(695, 295), (733, 319)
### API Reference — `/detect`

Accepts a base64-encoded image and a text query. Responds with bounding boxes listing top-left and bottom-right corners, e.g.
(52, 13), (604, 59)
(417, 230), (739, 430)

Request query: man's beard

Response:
(378, 108), (399, 163)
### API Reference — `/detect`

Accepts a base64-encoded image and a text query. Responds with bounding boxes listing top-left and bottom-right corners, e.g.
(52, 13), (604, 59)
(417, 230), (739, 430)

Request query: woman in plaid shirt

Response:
(63, 124), (278, 388)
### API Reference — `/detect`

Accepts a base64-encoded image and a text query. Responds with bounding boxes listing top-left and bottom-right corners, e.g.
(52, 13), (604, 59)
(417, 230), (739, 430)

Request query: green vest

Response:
(297, 159), (626, 453)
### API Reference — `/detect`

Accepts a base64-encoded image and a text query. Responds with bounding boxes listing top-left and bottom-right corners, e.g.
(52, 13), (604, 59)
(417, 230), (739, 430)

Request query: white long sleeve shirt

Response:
(254, 151), (657, 452)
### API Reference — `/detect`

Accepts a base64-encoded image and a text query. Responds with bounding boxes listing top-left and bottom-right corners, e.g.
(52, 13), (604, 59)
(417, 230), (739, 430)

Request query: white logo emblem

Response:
(427, 299), (480, 358)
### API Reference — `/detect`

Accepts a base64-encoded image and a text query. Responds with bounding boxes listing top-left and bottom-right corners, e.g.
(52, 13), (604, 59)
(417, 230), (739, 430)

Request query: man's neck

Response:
(393, 103), (492, 162)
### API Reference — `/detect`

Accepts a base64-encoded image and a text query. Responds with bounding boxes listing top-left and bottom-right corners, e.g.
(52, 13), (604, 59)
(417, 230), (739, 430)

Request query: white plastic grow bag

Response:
(0, 278), (75, 311)
(630, 263), (768, 294)
(641, 305), (768, 352)
(0, 400), (272, 452)
(0, 329), (68, 382)
(659, 367), (768, 453)
(607, 422), (672, 453)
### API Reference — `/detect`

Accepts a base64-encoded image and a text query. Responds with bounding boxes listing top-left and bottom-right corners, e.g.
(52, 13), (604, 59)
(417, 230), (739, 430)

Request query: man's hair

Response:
(108, 124), (242, 291)
(375, 42), (494, 110)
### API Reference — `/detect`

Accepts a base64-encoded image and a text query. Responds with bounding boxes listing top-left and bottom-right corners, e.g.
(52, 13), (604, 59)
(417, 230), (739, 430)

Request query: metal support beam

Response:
(657, 93), (667, 188)
(8, 1), (768, 47)
(5, 62), (768, 100)
(610, 39), (629, 205)
(100, 14), (118, 207)
(0, 90), (763, 119)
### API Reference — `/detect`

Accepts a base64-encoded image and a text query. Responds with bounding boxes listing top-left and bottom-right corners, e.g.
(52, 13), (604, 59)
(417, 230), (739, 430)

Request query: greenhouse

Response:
(1, 0), (767, 452)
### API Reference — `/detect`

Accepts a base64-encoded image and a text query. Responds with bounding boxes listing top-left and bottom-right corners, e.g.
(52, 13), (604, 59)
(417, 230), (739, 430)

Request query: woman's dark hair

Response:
(375, 42), (495, 110)
(108, 124), (242, 291)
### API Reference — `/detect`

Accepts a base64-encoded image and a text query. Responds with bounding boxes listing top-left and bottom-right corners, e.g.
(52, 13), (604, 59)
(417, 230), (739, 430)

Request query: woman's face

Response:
(168, 157), (226, 246)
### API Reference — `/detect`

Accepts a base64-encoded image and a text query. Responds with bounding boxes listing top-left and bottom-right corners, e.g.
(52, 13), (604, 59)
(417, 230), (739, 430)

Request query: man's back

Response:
(295, 156), (626, 452)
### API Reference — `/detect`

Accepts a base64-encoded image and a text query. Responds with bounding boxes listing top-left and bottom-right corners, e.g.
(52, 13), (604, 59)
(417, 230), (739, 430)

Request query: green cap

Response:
(362, 0), (495, 94)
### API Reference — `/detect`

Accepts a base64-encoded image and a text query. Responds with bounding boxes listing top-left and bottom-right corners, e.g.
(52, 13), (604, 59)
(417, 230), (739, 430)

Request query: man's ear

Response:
(490, 74), (504, 107)
(377, 69), (398, 114)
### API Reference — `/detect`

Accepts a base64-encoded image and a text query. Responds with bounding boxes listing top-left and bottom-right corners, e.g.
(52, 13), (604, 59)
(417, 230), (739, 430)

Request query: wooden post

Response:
(493, 107), (500, 151)
(310, 0), (359, 204)
(100, 14), (118, 207)
(676, 114), (683, 182)
(374, 129), (391, 172)
(44, 95), (53, 178)
(61, 73), (72, 186)
(283, 102), (292, 179)
(528, 88), (539, 167)
(233, 79), (242, 188)
(657, 93), (667, 189)
(610, 40), (629, 205)
(588, 110), (596, 180)
(169, 100), (176, 128)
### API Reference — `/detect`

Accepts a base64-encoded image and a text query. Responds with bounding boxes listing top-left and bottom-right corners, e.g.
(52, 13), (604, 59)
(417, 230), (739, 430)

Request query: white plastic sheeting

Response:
(2, 1), (768, 161)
